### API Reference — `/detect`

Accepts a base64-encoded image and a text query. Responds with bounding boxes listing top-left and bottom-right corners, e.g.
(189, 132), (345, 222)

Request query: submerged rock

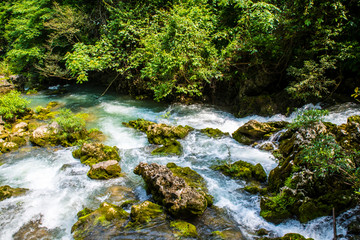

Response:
(0, 185), (28, 201)
(87, 160), (122, 179)
(123, 119), (193, 156)
(72, 142), (120, 166)
(13, 216), (58, 240)
(212, 160), (267, 183)
(134, 162), (210, 218)
(129, 201), (166, 226)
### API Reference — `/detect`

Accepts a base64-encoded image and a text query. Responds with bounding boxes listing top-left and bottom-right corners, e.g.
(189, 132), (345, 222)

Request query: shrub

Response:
(288, 109), (329, 129)
(0, 90), (30, 122)
(54, 108), (85, 133)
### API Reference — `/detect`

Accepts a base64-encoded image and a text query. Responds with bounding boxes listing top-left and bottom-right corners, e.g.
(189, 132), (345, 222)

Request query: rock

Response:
(102, 186), (136, 205)
(12, 122), (28, 133)
(129, 201), (166, 225)
(0, 78), (15, 94)
(0, 185), (28, 201)
(12, 216), (57, 240)
(200, 128), (229, 139)
(72, 142), (120, 166)
(258, 142), (275, 151)
(232, 120), (287, 145)
(244, 182), (267, 195)
(72, 202), (129, 240)
(212, 160), (267, 182)
(256, 228), (269, 236)
(87, 160), (122, 179)
(166, 162), (213, 205)
(0, 142), (19, 153)
(123, 119), (193, 156)
(170, 220), (198, 238)
(259, 233), (314, 240)
(30, 122), (60, 147)
(134, 162), (209, 218)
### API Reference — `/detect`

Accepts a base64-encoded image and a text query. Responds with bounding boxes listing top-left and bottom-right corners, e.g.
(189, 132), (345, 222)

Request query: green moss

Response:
(213, 160), (267, 182)
(0, 185), (28, 201)
(260, 194), (295, 224)
(232, 132), (253, 145)
(72, 143), (120, 166)
(167, 162), (214, 206)
(200, 128), (229, 139)
(129, 201), (165, 225)
(211, 230), (226, 239)
(151, 140), (182, 156)
(87, 162), (122, 180)
(170, 220), (198, 238)
(0, 142), (19, 153)
(77, 208), (94, 218)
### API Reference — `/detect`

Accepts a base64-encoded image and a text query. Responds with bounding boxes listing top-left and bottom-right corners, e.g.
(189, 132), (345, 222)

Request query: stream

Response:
(0, 85), (359, 240)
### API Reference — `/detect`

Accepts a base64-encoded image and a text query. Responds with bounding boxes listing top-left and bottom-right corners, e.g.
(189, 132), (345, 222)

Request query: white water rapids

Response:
(0, 86), (359, 240)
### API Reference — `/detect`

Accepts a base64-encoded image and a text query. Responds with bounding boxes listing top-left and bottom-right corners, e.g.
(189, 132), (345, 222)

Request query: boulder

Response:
(12, 122), (28, 133)
(200, 128), (229, 139)
(0, 142), (19, 153)
(232, 120), (287, 145)
(212, 160), (267, 182)
(0, 185), (28, 201)
(30, 122), (61, 147)
(123, 119), (193, 156)
(134, 162), (209, 218)
(170, 220), (198, 238)
(259, 233), (314, 240)
(72, 142), (120, 166)
(0, 78), (15, 94)
(87, 160), (122, 180)
(71, 202), (129, 240)
(129, 201), (166, 225)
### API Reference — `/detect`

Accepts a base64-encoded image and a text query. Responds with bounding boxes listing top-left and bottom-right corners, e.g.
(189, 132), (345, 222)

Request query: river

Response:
(0, 85), (359, 239)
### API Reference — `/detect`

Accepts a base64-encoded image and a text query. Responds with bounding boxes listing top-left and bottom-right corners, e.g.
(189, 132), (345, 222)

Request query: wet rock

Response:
(0, 141), (19, 153)
(348, 216), (360, 235)
(12, 216), (57, 240)
(0, 185), (28, 201)
(200, 128), (229, 139)
(244, 182), (267, 195)
(167, 162), (213, 205)
(232, 120), (287, 145)
(103, 186), (136, 205)
(259, 233), (314, 240)
(170, 220), (198, 238)
(134, 162), (209, 218)
(129, 201), (166, 225)
(30, 122), (60, 147)
(256, 228), (269, 236)
(72, 142), (120, 166)
(123, 119), (193, 156)
(87, 160), (122, 180)
(71, 202), (129, 240)
(258, 142), (275, 151)
(212, 160), (267, 182)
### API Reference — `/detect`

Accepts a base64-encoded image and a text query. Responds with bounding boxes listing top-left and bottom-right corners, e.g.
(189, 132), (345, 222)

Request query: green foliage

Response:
(54, 108), (85, 133)
(288, 109), (329, 129)
(301, 134), (360, 191)
(0, 90), (30, 122)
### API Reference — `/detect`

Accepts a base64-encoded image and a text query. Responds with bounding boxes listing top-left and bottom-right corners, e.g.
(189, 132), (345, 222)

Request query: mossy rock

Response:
(232, 131), (254, 145)
(259, 233), (314, 240)
(129, 201), (165, 225)
(260, 195), (293, 224)
(72, 202), (129, 239)
(244, 182), (267, 195)
(213, 160), (267, 182)
(72, 142), (120, 166)
(87, 160), (122, 180)
(167, 162), (214, 206)
(0, 185), (28, 201)
(0, 142), (19, 153)
(200, 128), (229, 139)
(170, 220), (198, 238)
(151, 140), (182, 156)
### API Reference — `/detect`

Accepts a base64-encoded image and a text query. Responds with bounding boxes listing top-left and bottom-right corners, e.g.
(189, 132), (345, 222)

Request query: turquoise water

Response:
(1, 85), (359, 239)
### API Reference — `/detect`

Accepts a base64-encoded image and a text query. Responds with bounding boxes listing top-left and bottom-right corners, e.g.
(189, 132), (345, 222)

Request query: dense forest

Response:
(1, 0), (359, 115)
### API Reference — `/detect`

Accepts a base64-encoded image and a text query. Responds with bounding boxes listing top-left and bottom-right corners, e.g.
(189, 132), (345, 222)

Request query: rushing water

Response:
(1, 86), (360, 240)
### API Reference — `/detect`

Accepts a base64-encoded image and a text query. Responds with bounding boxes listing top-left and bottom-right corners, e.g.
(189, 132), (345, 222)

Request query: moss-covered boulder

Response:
(72, 142), (120, 166)
(123, 119), (193, 156)
(232, 120), (287, 145)
(200, 128), (229, 139)
(170, 220), (198, 238)
(129, 201), (166, 226)
(259, 233), (314, 240)
(134, 162), (209, 218)
(212, 160), (267, 182)
(71, 202), (129, 240)
(167, 162), (213, 205)
(33, 101), (61, 120)
(0, 185), (28, 201)
(29, 122), (61, 147)
(0, 141), (19, 153)
(87, 160), (122, 180)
